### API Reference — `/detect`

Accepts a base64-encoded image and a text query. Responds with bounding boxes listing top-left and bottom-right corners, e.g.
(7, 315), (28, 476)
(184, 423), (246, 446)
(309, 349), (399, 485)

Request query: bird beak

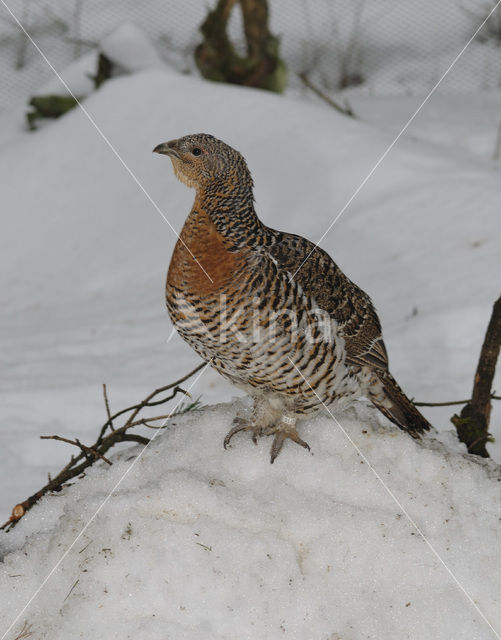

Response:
(153, 140), (180, 159)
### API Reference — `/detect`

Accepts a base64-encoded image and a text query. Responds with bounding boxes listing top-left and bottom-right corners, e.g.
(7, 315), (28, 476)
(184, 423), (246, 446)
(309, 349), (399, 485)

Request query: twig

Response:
(131, 398), (202, 429)
(78, 539), (92, 554)
(97, 362), (204, 439)
(63, 578), (79, 602)
(13, 621), (33, 640)
(102, 383), (114, 430)
(127, 415), (174, 428)
(0, 364), (205, 531)
(40, 435), (112, 465)
(413, 394), (501, 407)
(115, 433), (150, 446)
(298, 72), (355, 117)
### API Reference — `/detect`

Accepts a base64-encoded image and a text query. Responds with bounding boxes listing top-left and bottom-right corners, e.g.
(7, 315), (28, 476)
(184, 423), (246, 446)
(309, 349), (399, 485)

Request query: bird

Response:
(153, 133), (431, 463)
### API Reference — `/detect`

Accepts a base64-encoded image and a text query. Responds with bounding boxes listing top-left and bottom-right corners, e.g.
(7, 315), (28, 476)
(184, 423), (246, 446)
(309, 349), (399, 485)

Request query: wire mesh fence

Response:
(1, 0), (501, 110)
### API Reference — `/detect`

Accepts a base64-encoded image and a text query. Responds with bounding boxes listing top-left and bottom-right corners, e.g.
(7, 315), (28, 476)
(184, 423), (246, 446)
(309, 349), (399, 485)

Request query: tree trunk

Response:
(451, 295), (501, 456)
(194, 0), (286, 93)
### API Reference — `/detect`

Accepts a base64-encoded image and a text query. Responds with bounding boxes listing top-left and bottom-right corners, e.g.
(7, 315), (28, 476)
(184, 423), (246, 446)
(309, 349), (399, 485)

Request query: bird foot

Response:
(224, 416), (310, 464)
(224, 417), (263, 447)
(269, 424), (310, 464)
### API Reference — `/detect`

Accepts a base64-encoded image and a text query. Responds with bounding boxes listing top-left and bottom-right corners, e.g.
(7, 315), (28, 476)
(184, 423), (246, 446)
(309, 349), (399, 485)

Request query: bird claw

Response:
(224, 417), (311, 464)
(223, 418), (261, 449)
(270, 430), (310, 464)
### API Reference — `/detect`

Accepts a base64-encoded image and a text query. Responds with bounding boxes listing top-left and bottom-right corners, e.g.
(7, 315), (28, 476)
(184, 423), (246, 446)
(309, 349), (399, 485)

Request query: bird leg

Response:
(268, 414), (310, 464)
(223, 411), (310, 463)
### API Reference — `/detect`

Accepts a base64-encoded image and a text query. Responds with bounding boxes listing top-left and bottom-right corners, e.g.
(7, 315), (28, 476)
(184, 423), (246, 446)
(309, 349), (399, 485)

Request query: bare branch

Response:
(40, 435), (112, 465)
(115, 433), (150, 446)
(413, 394), (501, 407)
(97, 362), (204, 439)
(1, 364), (205, 531)
(298, 72), (355, 117)
(102, 383), (114, 430)
(127, 415), (173, 428)
(13, 621), (33, 640)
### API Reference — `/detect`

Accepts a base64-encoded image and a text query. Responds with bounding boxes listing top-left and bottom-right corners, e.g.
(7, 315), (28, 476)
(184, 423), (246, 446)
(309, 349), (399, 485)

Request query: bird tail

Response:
(371, 371), (431, 438)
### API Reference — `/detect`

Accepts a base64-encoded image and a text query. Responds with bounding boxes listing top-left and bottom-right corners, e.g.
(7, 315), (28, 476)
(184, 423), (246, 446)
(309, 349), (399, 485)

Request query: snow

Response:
(2, 403), (501, 639)
(1, 19), (501, 640)
(100, 24), (164, 74)
(34, 51), (98, 99)
(350, 92), (501, 164)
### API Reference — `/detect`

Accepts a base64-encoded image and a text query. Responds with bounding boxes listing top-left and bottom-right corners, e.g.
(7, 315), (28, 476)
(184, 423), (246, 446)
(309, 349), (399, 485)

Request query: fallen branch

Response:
(40, 435), (113, 465)
(298, 72), (355, 117)
(96, 367), (203, 439)
(0, 364), (205, 531)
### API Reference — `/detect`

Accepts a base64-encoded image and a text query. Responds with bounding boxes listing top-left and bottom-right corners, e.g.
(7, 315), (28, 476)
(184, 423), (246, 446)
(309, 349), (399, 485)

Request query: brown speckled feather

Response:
(266, 230), (389, 370)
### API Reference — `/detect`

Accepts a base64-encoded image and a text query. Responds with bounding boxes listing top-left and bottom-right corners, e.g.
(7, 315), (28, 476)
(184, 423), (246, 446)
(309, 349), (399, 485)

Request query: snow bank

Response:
(1, 402), (501, 639)
(1, 67), (500, 507)
(35, 23), (165, 100)
(1, 55), (501, 639)
(100, 24), (164, 74)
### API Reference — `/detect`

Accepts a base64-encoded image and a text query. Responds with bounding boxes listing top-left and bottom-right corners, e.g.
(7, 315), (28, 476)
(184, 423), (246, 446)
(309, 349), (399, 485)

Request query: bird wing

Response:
(265, 229), (389, 371)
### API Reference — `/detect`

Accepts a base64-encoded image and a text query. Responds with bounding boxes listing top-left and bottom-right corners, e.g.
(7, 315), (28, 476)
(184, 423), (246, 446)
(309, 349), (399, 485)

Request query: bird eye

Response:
(192, 147), (202, 156)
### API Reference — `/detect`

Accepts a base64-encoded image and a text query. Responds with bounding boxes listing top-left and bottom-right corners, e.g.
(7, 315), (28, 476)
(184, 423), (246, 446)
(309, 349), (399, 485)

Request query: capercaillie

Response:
(153, 133), (431, 462)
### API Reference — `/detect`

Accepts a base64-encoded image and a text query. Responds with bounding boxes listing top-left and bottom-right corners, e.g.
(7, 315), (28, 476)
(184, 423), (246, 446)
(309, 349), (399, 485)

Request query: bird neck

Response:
(194, 181), (263, 248)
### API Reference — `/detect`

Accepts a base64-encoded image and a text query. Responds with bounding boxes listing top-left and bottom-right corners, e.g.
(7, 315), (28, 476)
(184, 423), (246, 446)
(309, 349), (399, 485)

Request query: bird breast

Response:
(167, 208), (250, 292)
(166, 213), (358, 412)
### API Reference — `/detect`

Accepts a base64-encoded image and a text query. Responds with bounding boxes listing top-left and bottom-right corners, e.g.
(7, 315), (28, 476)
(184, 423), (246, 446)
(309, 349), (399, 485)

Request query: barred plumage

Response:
(154, 133), (431, 462)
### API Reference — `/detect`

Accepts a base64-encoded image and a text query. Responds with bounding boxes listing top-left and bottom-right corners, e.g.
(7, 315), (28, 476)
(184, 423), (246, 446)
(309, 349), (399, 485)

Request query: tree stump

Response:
(195, 0), (287, 93)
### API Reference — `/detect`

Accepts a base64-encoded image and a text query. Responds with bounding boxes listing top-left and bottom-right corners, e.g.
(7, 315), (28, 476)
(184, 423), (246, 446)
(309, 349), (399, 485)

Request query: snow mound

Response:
(1, 403), (500, 639)
(1, 64), (500, 536)
(34, 51), (99, 99)
(100, 23), (165, 74)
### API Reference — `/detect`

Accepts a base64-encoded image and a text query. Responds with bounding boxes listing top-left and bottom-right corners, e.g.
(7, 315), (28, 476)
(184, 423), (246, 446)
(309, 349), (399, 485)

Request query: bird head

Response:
(153, 133), (253, 193)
